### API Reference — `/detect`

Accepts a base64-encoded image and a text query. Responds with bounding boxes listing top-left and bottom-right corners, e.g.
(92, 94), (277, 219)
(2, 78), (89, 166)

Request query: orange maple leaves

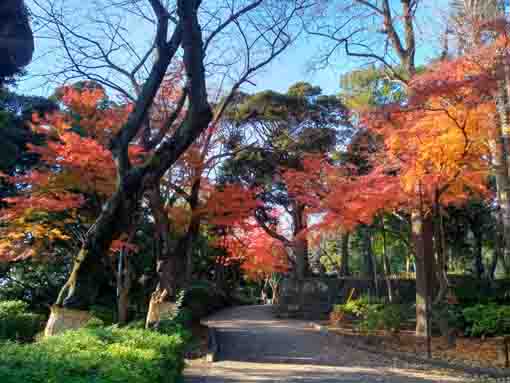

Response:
(0, 84), (136, 260)
(282, 41), (497, 236)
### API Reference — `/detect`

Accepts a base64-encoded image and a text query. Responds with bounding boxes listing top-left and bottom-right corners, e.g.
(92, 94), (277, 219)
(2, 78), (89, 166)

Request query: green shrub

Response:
(337, 295), (385, 318)
(0, 300), (44, 342)
(0, 325), (189, 383)
(379, 304), (407, 333)
(358, 305), (382, 334)
(89, 305), (116, 325)
(463, 304), (510, 337)
(357, 304), (408, 334)
(182, 281), (228, 322)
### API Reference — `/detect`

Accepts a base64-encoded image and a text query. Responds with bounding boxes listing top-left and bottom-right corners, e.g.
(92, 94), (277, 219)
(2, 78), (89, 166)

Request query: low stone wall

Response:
(275, 276), (510, 319)
(275, 278), (341, 319)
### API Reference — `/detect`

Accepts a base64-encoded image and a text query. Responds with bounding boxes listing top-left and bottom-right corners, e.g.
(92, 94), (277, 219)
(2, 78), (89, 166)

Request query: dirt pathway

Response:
(184, 305), (472, 382)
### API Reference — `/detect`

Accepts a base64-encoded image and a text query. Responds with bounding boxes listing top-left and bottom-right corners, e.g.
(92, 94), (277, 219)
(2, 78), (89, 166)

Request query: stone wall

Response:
(275, 276), (510, 319)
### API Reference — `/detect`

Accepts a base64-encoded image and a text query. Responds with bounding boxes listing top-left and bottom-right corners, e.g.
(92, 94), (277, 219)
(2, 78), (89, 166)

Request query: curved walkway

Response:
(184, 305), (471, 382)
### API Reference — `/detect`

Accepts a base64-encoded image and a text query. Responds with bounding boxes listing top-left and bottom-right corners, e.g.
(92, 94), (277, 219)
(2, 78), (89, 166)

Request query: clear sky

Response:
(19, 0), (447, 98)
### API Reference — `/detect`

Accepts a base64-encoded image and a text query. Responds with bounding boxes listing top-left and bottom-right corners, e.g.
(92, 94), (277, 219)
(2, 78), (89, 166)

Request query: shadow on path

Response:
(184, 305), (469, 383)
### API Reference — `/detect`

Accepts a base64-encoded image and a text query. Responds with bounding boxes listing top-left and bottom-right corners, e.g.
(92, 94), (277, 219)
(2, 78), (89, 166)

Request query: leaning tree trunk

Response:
(46, 185), (141, 335)
(45, 0), (213, 336)
(412, 210), (436, 337)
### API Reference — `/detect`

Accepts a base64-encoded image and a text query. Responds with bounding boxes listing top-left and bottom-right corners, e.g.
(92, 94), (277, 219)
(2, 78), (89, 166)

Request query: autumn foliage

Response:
(0, 85), (138, 260)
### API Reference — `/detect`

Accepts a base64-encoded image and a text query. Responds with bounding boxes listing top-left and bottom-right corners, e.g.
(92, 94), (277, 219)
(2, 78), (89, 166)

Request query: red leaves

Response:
(0, 84), (136, 261)
(199, 184), (261, 227)
(214, 221), (289, 281)
(1, 194), (84, 220)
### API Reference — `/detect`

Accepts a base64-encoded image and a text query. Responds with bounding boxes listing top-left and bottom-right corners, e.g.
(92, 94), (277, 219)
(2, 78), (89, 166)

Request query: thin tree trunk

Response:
(381, 218), (393, 303)
(432, 201), (450, 340)
(340, 232), (350, 276)
(117, 245), (132, 324)
(360, 226), (377, 295)
(473, 227), (485, 280)
(490, 215), (502, 279)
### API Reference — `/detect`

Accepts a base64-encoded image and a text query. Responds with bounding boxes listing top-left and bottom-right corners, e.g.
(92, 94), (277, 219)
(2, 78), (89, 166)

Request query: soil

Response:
(326, 320), (510, 370)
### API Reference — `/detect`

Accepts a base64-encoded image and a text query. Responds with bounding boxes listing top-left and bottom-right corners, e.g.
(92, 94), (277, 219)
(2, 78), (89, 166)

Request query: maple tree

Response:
(0, 84), (139, 261)
(214, 219), (289, 302)
(220, 82), (352, 279)
(281, 44), (498, 335)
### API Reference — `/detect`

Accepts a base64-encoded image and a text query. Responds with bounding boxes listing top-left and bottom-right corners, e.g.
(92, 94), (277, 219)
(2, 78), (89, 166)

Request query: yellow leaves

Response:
(0, 222), (70, 261)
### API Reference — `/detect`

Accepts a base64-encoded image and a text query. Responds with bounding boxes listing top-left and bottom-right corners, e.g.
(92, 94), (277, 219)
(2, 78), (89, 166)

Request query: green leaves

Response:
(0, 325), (189, 383)
(463, 304), (510, 337)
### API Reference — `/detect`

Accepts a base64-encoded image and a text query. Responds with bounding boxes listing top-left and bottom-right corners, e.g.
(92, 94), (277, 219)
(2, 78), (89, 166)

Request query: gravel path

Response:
(184, 305), (473, 382)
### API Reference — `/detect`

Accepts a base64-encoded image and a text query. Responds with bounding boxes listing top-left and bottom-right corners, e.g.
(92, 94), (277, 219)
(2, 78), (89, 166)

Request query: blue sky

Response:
(19, 0), (447, 98)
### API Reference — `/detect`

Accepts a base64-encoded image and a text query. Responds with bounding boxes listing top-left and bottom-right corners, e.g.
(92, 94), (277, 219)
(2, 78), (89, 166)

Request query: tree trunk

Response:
(490, 215), (502, 280)
(472, 227), (485, 279)
(413, 210), (435, 337)
(340, 232), (350, 276)
(46, 1), (214, 335)
(360, 226), (377, 295)
(381, 218), (393, 303)
(292, 202), (309, 279)
(44, 305), (93, 337)
(182, 179), (201, 284)
(146, 187), (179, 328)
(293, 237), (309, 280)
(54, 186), (141, 311)
(432, 203), (450, 339)
(494, 53), (510, 272)
(117, 246), (132, 324)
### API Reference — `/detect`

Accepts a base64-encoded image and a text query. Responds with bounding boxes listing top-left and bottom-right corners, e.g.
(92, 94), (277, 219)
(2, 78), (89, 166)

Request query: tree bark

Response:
(340, 232), (350, 276)
(293, 237), (309, 280)
(117, 246), (132, 324)
(47, 2), (213, 335)
(292, 202), (309, 279)
(146, 186), (179, 328)
(381, 218), (393, 303)
(490, 214), (503, 279)
(472, 227), (485, 280)
(494, 51), (510, 273)
(360, 225), (377, 294)
(412, 210), (435, 337)
(55, 186), (141, 309)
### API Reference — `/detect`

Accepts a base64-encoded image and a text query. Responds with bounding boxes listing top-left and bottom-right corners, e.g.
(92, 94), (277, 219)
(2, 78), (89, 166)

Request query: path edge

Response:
(311, 322), (510, 379)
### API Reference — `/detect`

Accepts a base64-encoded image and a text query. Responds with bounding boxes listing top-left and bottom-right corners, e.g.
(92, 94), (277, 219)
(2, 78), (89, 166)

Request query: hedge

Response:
(0, 300), (45, 342)
(0, 324), (189, 383)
